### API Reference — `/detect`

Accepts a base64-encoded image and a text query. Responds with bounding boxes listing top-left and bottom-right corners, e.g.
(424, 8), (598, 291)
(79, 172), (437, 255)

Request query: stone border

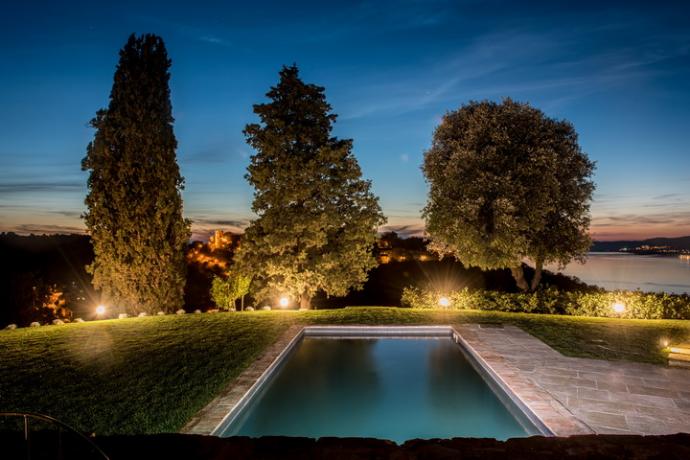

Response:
(452, 330), (556, 435)
(453, 325), (593, 436)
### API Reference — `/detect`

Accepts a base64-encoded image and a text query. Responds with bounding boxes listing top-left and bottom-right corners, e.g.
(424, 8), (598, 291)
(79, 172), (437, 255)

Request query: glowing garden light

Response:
(612, 302), (625, 314)
(95, 305), (107, 316)
(661, 338), (670, 348)
(438, 296), (450, 307)
(279, 297), (289, 308)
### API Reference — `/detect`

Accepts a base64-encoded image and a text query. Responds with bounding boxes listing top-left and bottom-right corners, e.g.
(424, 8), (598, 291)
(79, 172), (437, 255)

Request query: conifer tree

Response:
(238, 65), (385, 309)
(82, 34), (190, 314)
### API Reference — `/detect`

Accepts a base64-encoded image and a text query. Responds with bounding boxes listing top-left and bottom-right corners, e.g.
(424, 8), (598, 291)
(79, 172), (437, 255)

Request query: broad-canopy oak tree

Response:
(82, 34), (190, 314)
(238, 65), (385, 309)
(423, 99), (595, 291)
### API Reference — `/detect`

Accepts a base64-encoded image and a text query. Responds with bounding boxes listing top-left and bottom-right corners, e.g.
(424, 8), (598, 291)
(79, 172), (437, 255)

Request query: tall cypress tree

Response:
(238, 65), (385, 309)
(82, 34), (190, 314)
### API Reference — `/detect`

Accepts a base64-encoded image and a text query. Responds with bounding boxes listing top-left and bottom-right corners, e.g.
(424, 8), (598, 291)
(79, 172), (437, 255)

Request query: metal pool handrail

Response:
(0, 412), (110, 460)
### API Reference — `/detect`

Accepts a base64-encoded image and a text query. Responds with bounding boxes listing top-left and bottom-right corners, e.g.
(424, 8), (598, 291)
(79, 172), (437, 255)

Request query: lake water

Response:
(221, 337), (531, 441)
(546, 253), (690, 294)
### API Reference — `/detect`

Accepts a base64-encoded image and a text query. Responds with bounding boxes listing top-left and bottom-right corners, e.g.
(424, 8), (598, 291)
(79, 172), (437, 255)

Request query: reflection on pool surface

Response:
(220, 337), (533, 442)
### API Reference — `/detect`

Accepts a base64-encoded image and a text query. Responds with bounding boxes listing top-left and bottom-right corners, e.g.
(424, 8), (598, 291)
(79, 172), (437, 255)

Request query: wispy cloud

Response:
(591, 211), (690, 228)
(0, 181), (83, 195)
(188, 214), (251, 241)
(198, 35), (232, 47)
(652, 193), (682, 200)
(338, 24), (689, 119)
(380, 223), (425, 238)
(131, 14), (242, 51)
(355, 0), (452, 31)
(48, 210), (82, 218)
(180, 147), (228, 164)
(191, 217), (250, 228)
(0, 223), (86, 235)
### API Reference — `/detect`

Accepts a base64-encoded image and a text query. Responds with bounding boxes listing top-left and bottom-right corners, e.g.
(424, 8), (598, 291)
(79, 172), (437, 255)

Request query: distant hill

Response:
(591, 236), (690, 252)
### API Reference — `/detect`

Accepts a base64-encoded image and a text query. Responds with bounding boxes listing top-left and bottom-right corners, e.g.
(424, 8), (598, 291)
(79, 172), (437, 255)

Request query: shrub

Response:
(401, 286), (690, 320)
(210, 276), (235, 311)
(210, 273), (251, 311)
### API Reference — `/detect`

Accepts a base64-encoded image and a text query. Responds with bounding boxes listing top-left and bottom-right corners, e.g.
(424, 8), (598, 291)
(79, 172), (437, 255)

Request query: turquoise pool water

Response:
(220, 337), (532, 442)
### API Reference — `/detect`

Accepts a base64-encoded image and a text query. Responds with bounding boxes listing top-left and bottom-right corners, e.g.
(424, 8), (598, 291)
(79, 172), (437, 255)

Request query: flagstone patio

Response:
(457, 324), (690, 436)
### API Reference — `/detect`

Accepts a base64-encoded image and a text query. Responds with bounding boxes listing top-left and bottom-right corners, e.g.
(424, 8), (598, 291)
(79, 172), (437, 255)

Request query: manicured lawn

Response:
(1, 307), (688, 435)
(0, 314), (292, 435)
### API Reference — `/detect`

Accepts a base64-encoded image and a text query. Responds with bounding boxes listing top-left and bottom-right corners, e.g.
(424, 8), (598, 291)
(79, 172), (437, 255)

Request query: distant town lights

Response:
(95, 305), (107, 316)
(279, 297), (289, 308)
(438, 296), (450, 307)
(612, 302), (626, 314)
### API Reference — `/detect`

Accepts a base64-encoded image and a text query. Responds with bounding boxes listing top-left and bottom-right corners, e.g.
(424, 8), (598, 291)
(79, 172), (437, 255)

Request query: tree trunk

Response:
(510, 266), (529, 292)
(530, 258), (544, 291)
(241, 295), (245, 311)
(299, 293), (312, 310)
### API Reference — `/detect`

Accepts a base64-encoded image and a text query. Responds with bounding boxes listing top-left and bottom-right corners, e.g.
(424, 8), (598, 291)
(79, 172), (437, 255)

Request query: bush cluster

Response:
(400, 286), (690, 320)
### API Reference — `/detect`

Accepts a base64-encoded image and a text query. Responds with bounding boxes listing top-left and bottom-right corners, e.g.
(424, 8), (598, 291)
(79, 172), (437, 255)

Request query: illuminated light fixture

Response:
(612, 302), (625, 314)
(279, 297), (289, 308)
(95, 305), (107, 316)
(660, 338), (670, 348)
(438, 296), (450, 307)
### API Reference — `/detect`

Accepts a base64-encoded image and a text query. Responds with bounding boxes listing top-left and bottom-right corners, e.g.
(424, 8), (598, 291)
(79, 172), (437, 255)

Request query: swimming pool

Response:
(215, 326), (548, 442)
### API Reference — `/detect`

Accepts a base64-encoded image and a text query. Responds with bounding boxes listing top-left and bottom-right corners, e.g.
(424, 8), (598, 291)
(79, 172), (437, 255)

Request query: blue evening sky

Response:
(1, 0), (689, 240)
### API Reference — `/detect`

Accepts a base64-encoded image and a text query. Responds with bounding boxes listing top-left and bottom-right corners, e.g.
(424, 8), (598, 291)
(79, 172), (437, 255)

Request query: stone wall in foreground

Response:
(100, 433), (690, 459)
(3, 433), (690, 459)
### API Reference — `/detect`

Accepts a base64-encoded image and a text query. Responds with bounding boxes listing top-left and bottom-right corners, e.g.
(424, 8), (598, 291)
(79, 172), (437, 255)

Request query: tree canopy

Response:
(422, 99), (595, 291)
(210, 272), (251, 311)
(237, 65), (385, 309)
(82, 34), (190, 314)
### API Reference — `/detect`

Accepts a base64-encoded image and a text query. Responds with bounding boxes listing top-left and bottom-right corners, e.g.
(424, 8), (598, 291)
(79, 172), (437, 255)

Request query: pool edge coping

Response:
(182, 324), (589, 438)
(209, 325), (306, 437)
(449, 328), (554, 436)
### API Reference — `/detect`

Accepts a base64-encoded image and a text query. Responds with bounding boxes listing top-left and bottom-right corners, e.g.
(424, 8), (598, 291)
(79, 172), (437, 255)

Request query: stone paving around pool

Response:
(456, 324), (690, 436)
(183, 323), (690, 437)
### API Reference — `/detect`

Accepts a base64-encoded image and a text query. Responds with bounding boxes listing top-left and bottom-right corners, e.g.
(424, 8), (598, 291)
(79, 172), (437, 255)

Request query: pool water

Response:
(220, 337), (532, 442)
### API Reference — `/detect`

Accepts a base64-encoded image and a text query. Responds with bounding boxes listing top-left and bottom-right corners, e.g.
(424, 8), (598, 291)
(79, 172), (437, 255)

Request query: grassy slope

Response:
(0, 314), (292, 434)
(1, 308), (689, 435)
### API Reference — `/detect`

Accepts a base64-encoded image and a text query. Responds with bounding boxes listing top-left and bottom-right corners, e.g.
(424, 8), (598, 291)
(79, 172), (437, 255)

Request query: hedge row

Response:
(400, 286), (690, 320)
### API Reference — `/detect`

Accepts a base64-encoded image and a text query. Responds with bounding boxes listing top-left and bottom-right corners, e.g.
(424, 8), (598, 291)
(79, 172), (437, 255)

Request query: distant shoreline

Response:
(590, 235), (690, 254)
(588, 251), (685, 257)
(548, 251), (690, 295)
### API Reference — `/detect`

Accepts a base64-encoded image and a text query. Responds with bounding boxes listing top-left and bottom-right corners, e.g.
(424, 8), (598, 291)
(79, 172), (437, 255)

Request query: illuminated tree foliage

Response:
(423, 99), (595, 291)
(210, 276), (234, 311)
(238, 65), (385, 309)
(82, 34), (190, 314)
(210, 272), (251, 311)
